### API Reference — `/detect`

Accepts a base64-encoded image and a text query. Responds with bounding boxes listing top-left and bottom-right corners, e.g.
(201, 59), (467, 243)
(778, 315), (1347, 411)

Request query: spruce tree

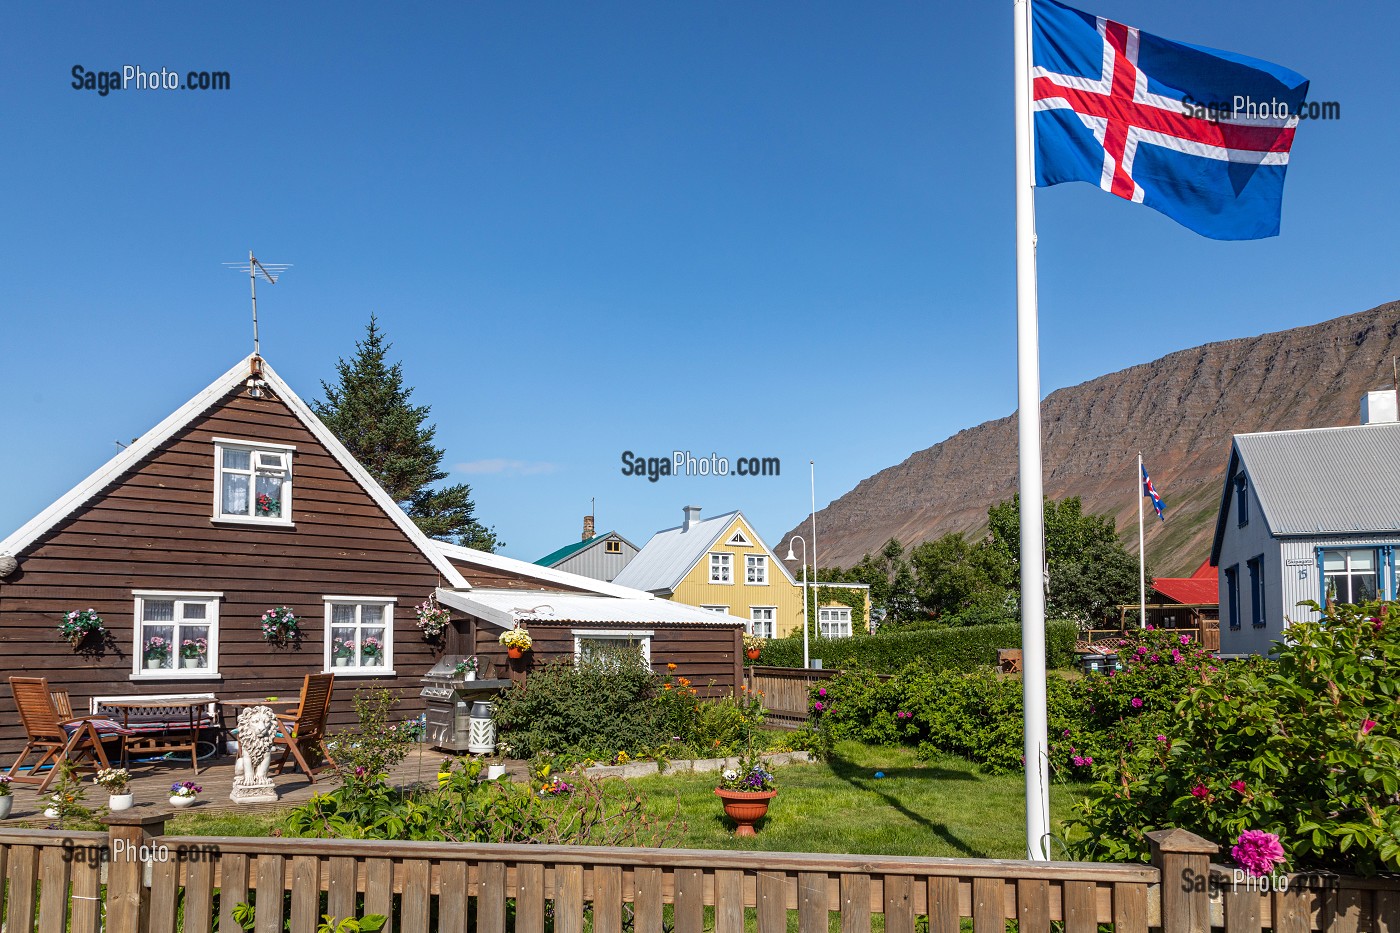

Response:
(313, 316), (501, 551)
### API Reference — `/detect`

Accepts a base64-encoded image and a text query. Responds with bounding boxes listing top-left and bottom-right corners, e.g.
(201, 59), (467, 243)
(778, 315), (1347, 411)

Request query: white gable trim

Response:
(672, 514), (800, 589)
(0, 354), (468, 589)
(433, 540), (652, 599)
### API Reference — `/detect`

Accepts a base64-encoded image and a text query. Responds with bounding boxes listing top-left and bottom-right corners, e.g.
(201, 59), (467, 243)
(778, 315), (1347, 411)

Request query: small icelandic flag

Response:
(1142, 463), (1166, 521)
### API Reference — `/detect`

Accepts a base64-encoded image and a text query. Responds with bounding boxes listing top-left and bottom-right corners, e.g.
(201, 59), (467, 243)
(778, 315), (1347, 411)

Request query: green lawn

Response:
(168, 742), (1090, 860)
(635, 740), (1089, 859)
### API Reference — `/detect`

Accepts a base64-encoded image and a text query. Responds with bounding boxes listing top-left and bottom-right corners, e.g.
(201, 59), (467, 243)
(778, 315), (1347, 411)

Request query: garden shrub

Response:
(1067, 601), (1400, 874)
(754, 619), (1078, 673)
(324, 688), (417, 781)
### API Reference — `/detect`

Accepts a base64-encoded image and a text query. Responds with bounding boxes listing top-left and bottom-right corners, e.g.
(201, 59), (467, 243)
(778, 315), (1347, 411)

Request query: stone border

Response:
(574, 750), (813, 781)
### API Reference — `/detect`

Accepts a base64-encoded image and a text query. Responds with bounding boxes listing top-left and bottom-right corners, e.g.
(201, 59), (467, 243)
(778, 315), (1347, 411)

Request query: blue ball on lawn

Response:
(874, 771), (885, 779)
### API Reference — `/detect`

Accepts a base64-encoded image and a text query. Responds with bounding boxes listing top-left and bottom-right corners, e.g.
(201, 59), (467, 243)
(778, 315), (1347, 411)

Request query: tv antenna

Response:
(223, 251), (291, 356)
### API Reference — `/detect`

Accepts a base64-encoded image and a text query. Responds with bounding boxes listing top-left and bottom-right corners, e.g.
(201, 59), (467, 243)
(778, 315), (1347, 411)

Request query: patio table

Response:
(100, 697), (212, 774)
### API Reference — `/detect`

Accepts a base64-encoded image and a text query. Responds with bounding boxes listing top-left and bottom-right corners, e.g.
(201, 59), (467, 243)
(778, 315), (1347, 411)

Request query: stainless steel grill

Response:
(420, 656), (510, 752)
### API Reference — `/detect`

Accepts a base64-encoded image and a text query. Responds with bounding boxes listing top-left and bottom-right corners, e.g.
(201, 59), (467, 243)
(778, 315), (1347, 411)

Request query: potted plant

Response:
(416, 598), (452, 640)
(169, 781), (201, 808)
(454, 657), (479, 681)
(58, 608), (106, 648)
(714, 757), (777, 836)
(499, 626), (533, 660)
(361, 635), (385, 665)
(0, 774), (12, 820)
(95, 768), (134, 810)
(255, 492), (281, 517)
(179, 637), (208, 669)
(743, 633), (765, 661)
(261, 606), (301, 644)
(143, 636), (171, 670)
(332, 637), (355, 667)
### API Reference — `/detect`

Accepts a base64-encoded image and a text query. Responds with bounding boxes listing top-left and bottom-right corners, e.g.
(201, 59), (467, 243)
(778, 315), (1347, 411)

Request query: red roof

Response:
(1152, 560), (1219, 605)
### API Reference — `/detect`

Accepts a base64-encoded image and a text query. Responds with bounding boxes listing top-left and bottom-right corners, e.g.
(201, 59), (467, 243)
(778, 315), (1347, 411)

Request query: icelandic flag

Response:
(1142, 463), (1165, 521)
(1032, 0), (1309, 240)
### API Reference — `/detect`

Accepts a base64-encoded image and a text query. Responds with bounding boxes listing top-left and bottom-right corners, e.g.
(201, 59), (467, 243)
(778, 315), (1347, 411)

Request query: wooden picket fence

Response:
(745, 665), (843, 728)
(1, 815), (1397, 933)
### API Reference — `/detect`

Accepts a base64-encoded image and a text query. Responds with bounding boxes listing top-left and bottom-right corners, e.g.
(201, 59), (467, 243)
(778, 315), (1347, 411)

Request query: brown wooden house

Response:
(0, 354), (743, 762)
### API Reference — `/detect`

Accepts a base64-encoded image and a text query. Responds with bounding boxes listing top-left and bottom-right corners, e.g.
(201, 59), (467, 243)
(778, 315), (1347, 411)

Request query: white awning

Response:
(435, 588), (746, 629)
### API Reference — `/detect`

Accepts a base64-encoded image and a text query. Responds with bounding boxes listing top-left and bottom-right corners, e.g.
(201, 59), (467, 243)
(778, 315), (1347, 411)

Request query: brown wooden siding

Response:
(0, 385), (453, 759)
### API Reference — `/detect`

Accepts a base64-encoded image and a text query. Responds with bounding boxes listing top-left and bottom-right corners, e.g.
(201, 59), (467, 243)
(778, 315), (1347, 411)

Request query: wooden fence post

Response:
(106, 809), (171, 933)
(1147, 829), (1219, 933)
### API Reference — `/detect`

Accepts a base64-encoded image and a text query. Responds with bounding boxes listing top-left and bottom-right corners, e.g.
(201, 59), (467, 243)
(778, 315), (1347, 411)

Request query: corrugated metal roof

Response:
(1235, 422), (1400, 535)
(611, 511), (741, 592)
(535, 535), (602, 568)
(435, 587), (746, 629)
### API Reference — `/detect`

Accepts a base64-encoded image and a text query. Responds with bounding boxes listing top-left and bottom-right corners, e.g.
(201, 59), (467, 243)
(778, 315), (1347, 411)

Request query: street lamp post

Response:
(784, 536), (809, 669)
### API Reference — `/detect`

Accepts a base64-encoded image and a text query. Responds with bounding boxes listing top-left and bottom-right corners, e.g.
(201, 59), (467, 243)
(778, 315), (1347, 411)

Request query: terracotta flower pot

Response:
(714, 788), (777, 836)
(507, 646), (523, 659)
(746, 648), (761, 660)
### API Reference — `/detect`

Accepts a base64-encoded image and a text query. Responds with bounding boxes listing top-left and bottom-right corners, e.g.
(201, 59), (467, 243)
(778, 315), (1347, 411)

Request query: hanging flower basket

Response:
(58, 609), (105, 648)
(742, 633), (765, 661)
(500, 626), (533, 659)
(415, 598), (452, 640)
(261, 606), (301, 644)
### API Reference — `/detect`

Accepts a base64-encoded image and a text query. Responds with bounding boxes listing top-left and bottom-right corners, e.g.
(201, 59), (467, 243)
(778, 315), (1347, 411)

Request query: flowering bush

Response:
(94, 768), (131, 793)
(718, 758), (776, 792)
(1068, 600), (1400, 874)
(170, 781), (202, 799)
(180, 637), (208, 661)
(1232, 830), (1287, 876)
(143, 636), (171, 664)
(416, 599), (451, 639)
(261, 606), (301, 643)
(59, 608), (106, 646)
(499, 626), (533, 651)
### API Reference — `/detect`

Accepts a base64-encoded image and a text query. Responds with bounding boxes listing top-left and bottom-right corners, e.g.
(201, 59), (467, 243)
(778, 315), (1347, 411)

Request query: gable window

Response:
(573, 629), (652, 667)
(818, 607), (852, 638)
(709, 553), (732, 584)
(745, 554), (768, 585)
(1247, 556), (1265, 628)
(324, 597), (395, 674)
(1235, 473), (1249, 527)
(214, 438), (294, 524)
(749, 607), (776, 639)
(726, 531), (751, 546)
(1225, 565), (1240, 630)
(1323, 548), (1380, 604)
(605, 539), (622, 554)
(700, 605), (730, 614)
(133, 591), (221, 679)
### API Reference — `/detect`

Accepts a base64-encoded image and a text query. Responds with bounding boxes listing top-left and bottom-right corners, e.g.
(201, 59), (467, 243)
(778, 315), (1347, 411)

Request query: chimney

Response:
(582, 515), (596, 541)
(682, 505), (702, 532)
(1361, 390), (1399, 425)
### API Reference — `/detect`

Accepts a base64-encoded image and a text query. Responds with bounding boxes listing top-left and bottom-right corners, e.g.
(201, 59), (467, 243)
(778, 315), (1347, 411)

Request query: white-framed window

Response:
(1323, 548), (1381, 604)
(745, 554), (768, 585)
(726, 531), (751, 546)
(709, 552), (732, 584)
(818, 606), (853, 638)
(324, 597), (395, 674)
(749, 607), (776, 639)
(700, 605), (730, 614)
(213, 438), (294, 525)
(132, 591), (222, 679)
(573, 629), (653, 667)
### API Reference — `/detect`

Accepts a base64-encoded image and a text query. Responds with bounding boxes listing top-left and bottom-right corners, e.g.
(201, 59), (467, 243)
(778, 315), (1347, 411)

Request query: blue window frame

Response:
(1247, 555), (1265, 628)
(1225, 565), (1240, 630)
(1235, 473), (1249, 527)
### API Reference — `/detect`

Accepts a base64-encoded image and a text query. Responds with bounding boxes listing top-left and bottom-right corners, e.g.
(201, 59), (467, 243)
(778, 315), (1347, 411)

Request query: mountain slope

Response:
(784, 301), (1400, 576)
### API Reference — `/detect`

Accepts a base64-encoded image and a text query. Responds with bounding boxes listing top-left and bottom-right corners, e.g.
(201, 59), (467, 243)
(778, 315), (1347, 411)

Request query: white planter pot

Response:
(182, 658), (200, 669)
(169, 795), (196, 808)
(146, 659), (162, 670)
(464, 671), (477, 681)
(0, 795), (12, 819)
(109, 793), (134, 811)
(335, 657), (349, 667)
(486, 764), (506, 780)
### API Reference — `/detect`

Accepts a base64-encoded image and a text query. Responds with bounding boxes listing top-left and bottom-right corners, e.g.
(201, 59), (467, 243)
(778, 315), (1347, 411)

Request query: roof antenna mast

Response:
(223, 250), (291, 357)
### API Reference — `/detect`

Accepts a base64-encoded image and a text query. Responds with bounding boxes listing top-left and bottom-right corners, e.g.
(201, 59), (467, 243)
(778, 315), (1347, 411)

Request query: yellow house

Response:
(614, 506), (869, 639)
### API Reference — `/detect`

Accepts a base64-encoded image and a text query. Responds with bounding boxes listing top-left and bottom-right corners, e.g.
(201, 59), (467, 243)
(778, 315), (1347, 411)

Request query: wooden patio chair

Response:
(272, 673), (336, 783)
(7, 677), (133, 792)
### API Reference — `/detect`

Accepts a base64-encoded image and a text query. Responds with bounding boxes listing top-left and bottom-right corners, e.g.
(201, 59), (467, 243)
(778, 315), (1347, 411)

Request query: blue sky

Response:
(2, 1), (1395, 564)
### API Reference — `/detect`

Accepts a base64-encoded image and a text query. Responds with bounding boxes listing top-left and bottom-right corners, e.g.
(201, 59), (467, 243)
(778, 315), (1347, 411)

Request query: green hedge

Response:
(753, 619), (1077, 672)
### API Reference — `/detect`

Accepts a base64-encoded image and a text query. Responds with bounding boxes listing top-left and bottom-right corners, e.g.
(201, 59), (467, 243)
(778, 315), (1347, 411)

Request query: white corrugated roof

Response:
(434, 540), (648, 598)
(1235, 421), (1400, 535)
(435, 587), (746, 629)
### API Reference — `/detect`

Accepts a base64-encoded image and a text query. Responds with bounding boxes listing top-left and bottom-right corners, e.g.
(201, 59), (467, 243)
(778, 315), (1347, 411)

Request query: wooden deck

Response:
(0, 743), (529, 823)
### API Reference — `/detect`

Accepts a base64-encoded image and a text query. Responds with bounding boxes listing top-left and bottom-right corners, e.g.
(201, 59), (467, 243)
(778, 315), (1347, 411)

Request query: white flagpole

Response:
(1138, 453), (1147, 629)
(1013, 0), (1050, 862)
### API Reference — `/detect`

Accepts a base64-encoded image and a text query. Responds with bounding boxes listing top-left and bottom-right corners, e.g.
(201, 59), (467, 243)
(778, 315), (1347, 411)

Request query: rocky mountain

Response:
(783, 301), (1400, 577)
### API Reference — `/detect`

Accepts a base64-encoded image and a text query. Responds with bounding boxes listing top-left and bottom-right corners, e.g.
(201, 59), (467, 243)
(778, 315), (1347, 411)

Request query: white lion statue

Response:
(233, 705), (278, 785)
